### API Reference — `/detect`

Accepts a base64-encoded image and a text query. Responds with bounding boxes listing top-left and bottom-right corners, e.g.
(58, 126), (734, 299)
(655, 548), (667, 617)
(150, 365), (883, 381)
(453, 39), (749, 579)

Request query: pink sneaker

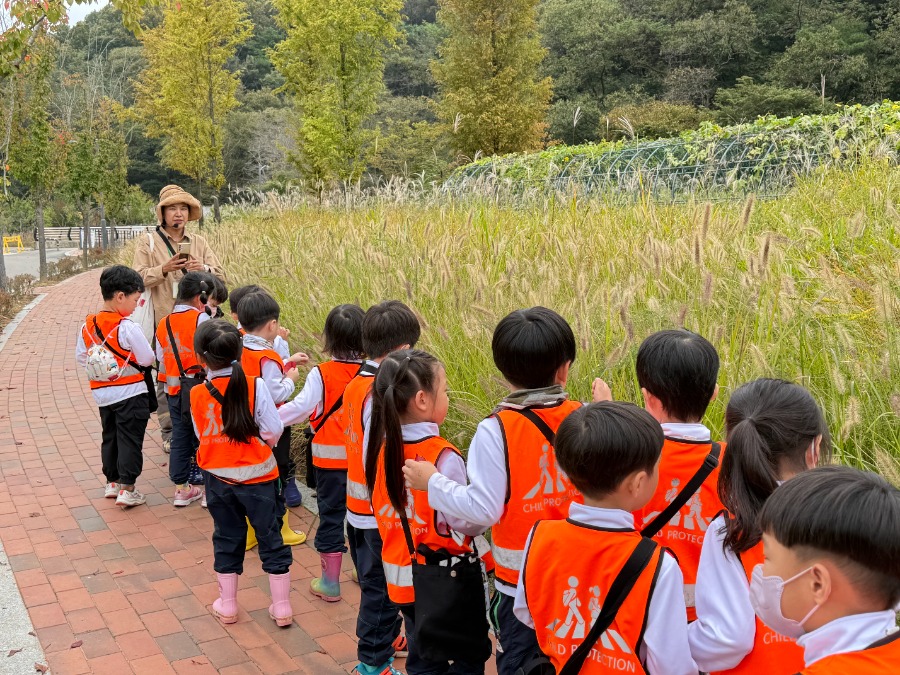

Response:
(173, 484), (202, 507)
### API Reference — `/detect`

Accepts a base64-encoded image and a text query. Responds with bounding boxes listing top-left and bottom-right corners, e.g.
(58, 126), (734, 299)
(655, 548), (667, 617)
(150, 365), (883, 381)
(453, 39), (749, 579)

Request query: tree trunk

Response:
(36, 201), (47, 281)
(0, 224), (7, 292)
(82, 206), (91, 271)
(100, 203), (108, 250)
(212, 196), (220, 224)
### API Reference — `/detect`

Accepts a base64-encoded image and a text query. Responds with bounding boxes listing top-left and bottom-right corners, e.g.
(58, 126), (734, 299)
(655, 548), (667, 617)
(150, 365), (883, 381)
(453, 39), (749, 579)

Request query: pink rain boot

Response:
(268, 571), (293, 627)
(309, 552), (342, 602)
(212, 572), (239, 624)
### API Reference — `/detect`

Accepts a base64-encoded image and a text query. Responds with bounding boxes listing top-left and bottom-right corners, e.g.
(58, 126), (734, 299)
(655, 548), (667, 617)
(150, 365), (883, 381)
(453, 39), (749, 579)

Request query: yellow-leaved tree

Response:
(133, 0), (251, 198)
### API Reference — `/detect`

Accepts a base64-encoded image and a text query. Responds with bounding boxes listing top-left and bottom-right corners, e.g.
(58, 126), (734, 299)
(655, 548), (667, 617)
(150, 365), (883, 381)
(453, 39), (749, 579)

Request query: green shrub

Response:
(601, 100), (713, 141)
(714, 77), (832, 124)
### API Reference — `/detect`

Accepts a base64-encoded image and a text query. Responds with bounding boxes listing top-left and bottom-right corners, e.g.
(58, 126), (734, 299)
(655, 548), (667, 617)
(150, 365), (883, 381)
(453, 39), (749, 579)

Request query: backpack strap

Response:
(641, 442), (722, 539)
(510, 407), (557, 446)
(165, 315), (187, 377)
(558, 538), (659, 675)
(92, 317), (144, 373)
(310, 362), (365, 433)
(205, 380), (225, 405)
(155, 226), (176, 256)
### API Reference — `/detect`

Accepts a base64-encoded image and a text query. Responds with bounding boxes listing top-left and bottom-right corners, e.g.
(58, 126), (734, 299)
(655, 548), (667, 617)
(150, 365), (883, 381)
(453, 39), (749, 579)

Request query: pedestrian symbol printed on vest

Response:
(523, 443), (568, 499)
(642, 479), (710, 531)
(546, 576), (633, 654)
(202, 402), (222, 437)
(378, 488), (426, 525)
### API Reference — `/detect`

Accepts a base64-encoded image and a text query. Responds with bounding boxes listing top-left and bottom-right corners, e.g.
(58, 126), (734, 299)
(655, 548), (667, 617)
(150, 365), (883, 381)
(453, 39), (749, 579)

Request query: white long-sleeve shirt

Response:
(278, 359), (363, 427)
(688, 513), (757, 671)
(192, 366), (283, 447)
(76, 314), (156, 406)
(242, 334), (295, 405)
(798, 610), (898, 667)
(154, 304), (210, 371)
(514, 503), (698, 675)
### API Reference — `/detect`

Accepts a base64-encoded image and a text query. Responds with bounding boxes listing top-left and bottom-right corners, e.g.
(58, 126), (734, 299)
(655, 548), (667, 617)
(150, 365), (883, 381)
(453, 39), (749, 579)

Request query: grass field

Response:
(193, 162), (899, 477)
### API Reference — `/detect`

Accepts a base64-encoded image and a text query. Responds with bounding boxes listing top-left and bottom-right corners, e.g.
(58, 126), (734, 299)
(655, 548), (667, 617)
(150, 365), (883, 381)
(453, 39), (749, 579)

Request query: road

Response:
(1, 249), (70, 278)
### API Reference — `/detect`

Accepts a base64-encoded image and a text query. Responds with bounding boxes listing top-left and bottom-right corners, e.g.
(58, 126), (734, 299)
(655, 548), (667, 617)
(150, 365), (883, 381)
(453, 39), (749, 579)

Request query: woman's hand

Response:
(161, 254), (188, 274)
(403, 459), (438, 491)
(184, 257), (205, 272)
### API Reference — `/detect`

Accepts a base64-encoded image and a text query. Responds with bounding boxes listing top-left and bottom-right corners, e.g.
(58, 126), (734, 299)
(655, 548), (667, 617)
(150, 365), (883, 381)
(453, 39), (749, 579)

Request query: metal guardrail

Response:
(35, 225), (154, 249)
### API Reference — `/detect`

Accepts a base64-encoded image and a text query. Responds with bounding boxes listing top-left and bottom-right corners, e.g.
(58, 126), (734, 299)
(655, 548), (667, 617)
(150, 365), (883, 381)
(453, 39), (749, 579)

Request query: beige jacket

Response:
(132, 227), (226, 320)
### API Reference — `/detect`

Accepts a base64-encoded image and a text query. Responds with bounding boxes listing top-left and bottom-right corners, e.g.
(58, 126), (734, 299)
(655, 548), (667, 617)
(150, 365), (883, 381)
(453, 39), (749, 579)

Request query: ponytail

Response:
(222, 361), (260, 445)
(718, 378), (830, 555)
(365, 349), (441, 515)
(194, 320), (260, 445)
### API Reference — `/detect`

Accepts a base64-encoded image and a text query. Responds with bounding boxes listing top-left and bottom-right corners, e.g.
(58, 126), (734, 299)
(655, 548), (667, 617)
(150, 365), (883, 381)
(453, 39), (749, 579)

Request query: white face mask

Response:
(748, 564), (823, 639)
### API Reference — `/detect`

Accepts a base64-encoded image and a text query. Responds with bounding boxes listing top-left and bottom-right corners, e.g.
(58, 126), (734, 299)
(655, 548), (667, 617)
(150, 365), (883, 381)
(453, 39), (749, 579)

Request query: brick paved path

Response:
(0, 271), (411, 674)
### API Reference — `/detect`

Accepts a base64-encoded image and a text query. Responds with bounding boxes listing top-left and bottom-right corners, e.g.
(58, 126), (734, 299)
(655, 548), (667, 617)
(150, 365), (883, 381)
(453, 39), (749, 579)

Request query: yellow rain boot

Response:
(246, 519), (258, 551)
(281, 512), (307, 546)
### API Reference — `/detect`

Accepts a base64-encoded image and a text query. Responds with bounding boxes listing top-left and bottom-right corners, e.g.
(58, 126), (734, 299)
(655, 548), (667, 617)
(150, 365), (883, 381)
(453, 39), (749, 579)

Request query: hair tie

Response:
(231, 360), (238, 366)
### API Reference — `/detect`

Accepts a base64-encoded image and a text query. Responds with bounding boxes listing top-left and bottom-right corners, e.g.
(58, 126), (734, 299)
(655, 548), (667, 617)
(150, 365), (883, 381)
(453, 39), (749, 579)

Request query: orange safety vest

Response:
(523, 519), (663, 674)
(371, 435), (473, 605)
(82, 312), (145, 390)
(190, 376), (279, 485)
(796, 632), (900, 674)
(637, 437), (725, 621)
(343, 365), (378, 516)
(241, 344), (284, 379)
(309, 361), (361, 470)
(155, 308), (203, 395)
(711, 528), (805, 675)
(491, 400), (583, 586)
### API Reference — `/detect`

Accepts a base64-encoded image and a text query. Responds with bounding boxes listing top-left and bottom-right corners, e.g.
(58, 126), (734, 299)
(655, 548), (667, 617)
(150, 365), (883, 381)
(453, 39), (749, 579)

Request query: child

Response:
(633, 329), (723, 621)
(688, 378), (829, 673)
(189, 321), (294, 628)
(278, 304), (365, 602)
(343, 300), (420, 675)
(755, 466), (900, 673)
(367, 350), (490, 674)
(207, 277), (228, 319)
(229, 285), (297, 503)
(236, 291), (309, 546)
(155, 271), (216, 507)
(76, 265), (156, 507)
(404, 307), (581, 675)
(512, 402), (696, 674)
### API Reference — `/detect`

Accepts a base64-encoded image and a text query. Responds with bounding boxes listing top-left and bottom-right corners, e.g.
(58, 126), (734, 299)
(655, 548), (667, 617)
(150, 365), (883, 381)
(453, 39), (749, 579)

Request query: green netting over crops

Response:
(444, 102), (900, 200)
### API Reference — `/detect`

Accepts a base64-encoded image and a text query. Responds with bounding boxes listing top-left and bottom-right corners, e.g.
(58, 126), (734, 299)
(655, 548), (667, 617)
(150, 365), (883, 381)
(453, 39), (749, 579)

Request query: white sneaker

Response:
(116, 488), (146, 507)
(104, 483), (119, 498)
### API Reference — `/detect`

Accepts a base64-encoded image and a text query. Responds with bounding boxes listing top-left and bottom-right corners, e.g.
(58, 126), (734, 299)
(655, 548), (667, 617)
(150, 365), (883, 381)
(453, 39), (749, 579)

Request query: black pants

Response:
(491, 590), (539, 675)
(167, 393), (198, 485)
(205, 474), (293, 575)
(99, 394), (150, 486)
(401, 604), (486, 675)
(314, 468), (348, 554)
(273, 425), (292, 482)
(348, 524), (403, 666)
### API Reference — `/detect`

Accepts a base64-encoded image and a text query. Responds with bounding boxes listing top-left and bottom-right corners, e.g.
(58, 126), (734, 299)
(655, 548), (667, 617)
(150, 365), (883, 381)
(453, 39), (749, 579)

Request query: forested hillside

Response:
(5, 0), (900, 231)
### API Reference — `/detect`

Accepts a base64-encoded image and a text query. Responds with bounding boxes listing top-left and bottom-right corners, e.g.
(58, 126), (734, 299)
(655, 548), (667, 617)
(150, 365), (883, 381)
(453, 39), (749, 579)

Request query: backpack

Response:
(84, 318), (133, 382)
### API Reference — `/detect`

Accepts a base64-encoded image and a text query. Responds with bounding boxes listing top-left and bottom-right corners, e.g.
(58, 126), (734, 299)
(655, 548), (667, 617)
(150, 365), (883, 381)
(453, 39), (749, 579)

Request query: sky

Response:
(68, 0), (110, 25)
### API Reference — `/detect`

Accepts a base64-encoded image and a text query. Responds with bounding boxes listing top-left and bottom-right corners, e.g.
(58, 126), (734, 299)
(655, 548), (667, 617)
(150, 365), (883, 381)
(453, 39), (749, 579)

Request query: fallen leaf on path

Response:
(27, 632), (35, 637)
(34, 663), (48, 673)
(112, 570), (123, 575)
(7, 648), (22, 657)
(70, 640), (82, 648)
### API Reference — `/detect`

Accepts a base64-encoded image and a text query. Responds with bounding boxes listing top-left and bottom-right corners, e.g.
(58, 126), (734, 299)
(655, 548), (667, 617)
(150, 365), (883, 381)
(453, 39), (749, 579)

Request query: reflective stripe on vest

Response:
(310, 361), (360, 470)
(523, 520), (661, 674)
(82, 312), (145, 390)
(312, 443), (348, 461)
(638, 437), (726, 622)
(491, 542), (524, 574)
(711, 522), (804, 675)
(491, 400), (583, 586)
(207, 455), (278, 483)
(383, 561), (413, 590)
(344, 373), (375, 516)
(155, 309), (202, 395)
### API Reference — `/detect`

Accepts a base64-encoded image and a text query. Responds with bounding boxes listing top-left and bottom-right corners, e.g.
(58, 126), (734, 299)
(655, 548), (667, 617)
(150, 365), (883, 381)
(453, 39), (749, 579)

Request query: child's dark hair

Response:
(362, 301), (421, 359)
(759, 466), (900, 609)
(324, 304), (365, 359)
(492, 307), (576, 390)
(719, 378), (831, 555)
(365, 349), (441, 513)
(193, 321), (259, 445)
(555, 402), (664, 499)
(176, 271), (216, 304)
(237, 292), (280, 332)
(228, 284), (263, 315)
(100, 265), (144, 300)
(211, 277), (228, 304)
(636, 329), (719, 422)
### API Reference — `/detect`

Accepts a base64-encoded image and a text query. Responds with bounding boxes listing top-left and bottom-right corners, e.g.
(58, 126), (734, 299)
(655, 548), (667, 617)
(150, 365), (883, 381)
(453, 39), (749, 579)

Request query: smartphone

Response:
(177, 242), (191, 260)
